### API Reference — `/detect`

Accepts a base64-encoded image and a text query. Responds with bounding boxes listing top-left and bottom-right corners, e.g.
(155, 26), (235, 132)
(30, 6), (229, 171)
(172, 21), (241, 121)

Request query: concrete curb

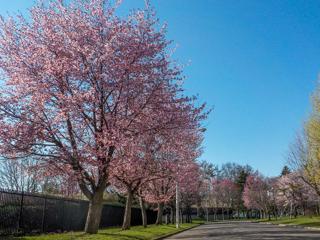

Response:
(305, 227), (320, 231)
(152, 223), (203, 240)
(211, 220), (254, 223)
(256, 220), (320, 231)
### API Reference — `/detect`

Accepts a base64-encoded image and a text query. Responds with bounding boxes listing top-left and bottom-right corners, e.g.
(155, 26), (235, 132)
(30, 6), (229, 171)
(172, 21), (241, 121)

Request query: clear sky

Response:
(1, 0), (320, 176)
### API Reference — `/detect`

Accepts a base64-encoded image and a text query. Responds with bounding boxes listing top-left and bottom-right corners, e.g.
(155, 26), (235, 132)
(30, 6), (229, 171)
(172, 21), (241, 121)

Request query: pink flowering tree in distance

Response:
(179, 161), (202, 223)
(141, 127), (204, 225)
(242, 173), (270, 218)
(143, 159), (201, 225)
(110, 139), (152, 230)
(208, 179), (220, 220)
(0, 0), (207, 233)
(110, 133), (168, 229)
(218, 179), (239, 219)
(209, 179), (238, 220)
(276, 172), (318, 217)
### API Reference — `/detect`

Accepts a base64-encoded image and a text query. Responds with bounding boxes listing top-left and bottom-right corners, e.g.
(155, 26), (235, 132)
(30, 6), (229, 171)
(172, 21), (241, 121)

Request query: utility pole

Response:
(206, 179), (210, 223)
(206, 196), (209, 223)
(176, 182), (179, 228)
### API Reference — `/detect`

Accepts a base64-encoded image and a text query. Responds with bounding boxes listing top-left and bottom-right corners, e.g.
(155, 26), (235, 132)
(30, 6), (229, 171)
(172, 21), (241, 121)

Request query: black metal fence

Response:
(0, 189), (157, 236)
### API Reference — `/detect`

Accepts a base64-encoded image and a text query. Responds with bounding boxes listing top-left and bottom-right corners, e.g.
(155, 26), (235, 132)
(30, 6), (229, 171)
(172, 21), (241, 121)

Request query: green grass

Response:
(7, 223), (202, 240)
(256, 216), (320, 228)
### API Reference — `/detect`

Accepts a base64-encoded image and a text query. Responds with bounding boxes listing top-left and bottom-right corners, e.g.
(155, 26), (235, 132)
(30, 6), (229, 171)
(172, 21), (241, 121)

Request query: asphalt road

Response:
(165, 222), (320, 240)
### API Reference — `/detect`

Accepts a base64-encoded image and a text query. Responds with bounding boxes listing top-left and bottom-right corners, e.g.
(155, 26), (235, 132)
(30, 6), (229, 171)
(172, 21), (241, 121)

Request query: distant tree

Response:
(0, 158), (79, 196)
(40, 174), (80, 197)
(235, 168), (251, 192)
(276, 172), (318, 217)
(179, 162), (202, 223)
(196, 160), (217, 217)
(219, 162), (253, 184)
(0, 158), (39, 192)
(218, 179), (239, 220)
(280, 166), (291, 176)
(200, 160), (216, 180)
(218, 162), (239, 181)
(242, 173), (271, 218)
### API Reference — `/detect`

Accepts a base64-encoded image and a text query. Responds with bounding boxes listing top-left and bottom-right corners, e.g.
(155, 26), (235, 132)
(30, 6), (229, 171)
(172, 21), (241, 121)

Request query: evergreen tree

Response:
(280, 165), (291, 176)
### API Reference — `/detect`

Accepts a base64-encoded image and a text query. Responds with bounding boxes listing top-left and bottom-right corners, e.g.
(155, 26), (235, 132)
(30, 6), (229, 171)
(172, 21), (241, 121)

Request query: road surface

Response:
(165, 222), (320, 240)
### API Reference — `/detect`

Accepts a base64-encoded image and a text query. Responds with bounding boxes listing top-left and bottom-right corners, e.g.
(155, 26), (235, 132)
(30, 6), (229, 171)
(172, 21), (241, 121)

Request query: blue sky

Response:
(1, 0), (320, 176)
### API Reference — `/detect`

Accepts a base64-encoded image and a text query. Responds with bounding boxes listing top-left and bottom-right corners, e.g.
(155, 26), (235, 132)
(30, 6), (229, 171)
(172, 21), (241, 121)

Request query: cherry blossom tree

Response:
(207, 179), (220, 220)
(276, 172), (318, 217)
(110, 134), (161, 229)
(178, 161), (202, 223)
(242, 173), (269, 218)
(142, 167), (176, 225)
(143, 160), (201, 225)
(219, 179), (239, 219)
(208, 179), (239, 220)
(0, 0), (207, 233)
(111, 100), (205, 229)
(142, 132), (203, 225)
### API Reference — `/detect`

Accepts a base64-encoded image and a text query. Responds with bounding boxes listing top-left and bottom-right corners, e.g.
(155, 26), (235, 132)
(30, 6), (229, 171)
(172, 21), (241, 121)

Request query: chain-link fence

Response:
(0, 189), (156, 236)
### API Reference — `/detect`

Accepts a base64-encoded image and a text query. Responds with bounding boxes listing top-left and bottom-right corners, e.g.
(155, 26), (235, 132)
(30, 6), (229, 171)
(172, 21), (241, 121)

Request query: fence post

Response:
(18, 191), (24, 231)
(61, 200), (65, 232)
(42, 196), (47, 233)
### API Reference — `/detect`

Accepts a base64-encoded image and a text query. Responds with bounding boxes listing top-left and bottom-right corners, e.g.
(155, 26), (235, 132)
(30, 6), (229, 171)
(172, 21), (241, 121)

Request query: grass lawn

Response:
(256, 216), (320, 228)
(8, 222), (203, 240)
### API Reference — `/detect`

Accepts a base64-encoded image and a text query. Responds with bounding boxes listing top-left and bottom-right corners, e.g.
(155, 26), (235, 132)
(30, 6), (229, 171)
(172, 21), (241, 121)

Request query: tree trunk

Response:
(139, 197), (147, 228)
(197, 206), (200, 217)
(171, 207), (175, 224)
(222, 207), (224, 221)
(122, 190), (133, 230)
(156, 202), (164, 225)
(85, 190), (104, 234)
